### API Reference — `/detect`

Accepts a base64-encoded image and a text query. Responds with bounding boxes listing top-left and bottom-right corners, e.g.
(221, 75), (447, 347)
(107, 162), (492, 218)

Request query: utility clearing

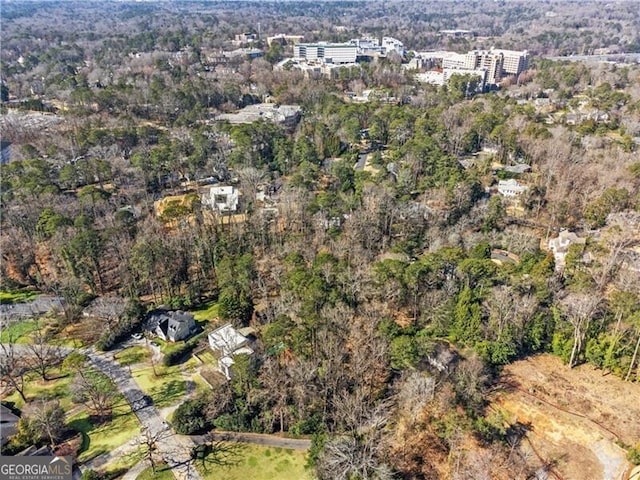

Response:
(491, 354), (640, 480)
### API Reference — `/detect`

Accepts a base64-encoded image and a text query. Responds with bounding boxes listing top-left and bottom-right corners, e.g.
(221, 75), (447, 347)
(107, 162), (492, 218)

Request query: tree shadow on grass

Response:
(67, 417), (93, 455)
(151, 379), (186, 408)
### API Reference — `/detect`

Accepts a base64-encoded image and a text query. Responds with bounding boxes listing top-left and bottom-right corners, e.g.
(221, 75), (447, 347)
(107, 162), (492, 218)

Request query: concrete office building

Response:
(442, 52), (472, 70)
(349, 37), (383, 55)
(294, 42), (357, 64)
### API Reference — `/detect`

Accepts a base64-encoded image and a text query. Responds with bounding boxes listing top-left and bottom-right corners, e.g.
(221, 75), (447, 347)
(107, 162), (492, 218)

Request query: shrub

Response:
(162, 342), (195, 366)
(173, 397), (211, 435)
(82, 470), (105, 480)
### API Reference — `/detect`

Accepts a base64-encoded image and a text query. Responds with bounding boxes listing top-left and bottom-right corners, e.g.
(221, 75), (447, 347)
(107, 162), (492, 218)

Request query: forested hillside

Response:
(1, 2), (639, 479)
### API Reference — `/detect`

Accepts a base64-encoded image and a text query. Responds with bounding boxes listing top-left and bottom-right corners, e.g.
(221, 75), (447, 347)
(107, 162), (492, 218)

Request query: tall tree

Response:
(0, 343), (29, 402)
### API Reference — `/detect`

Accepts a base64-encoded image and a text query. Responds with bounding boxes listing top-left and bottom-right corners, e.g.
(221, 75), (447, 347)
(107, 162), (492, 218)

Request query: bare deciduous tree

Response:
(0, 342), (29, 402)
(25, 327), (63, 381)
(560, 293), (603, 368)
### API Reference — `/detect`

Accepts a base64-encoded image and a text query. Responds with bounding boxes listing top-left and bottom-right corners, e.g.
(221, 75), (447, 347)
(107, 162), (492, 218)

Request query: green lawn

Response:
(2, 368), (74, 410)
(67, 400), (140, 463)
(102, 447), (144, 479)
(197, 444), (314, 480)
(194, 349), (217, 364)
(189, 301), (219, 323)
(132, 363), (191, 409)
(0, 290), (37, 305)
(116, 346), (150, 366)
(0, 319), (38, 343)
(137, 463), (176, 480)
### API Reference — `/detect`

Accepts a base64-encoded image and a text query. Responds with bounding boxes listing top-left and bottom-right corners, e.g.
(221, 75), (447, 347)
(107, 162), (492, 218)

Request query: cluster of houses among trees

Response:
(1, 1), (640, 479)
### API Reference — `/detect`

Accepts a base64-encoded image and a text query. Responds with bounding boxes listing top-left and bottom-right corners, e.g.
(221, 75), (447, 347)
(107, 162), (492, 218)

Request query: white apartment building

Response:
(435, 48), (528, 87)
(468, 50), (504, 85)
(294, 42), (357, 64)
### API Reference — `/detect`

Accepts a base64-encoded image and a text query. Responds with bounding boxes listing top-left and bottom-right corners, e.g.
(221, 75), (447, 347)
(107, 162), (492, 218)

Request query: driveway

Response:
(198, 431), (311, 450)
(2, 343), (202, 480)
(84, 347), (202, 480)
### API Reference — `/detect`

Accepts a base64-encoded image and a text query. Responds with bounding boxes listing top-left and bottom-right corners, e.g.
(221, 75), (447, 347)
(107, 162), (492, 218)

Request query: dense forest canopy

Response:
(1, 1), (640, 479)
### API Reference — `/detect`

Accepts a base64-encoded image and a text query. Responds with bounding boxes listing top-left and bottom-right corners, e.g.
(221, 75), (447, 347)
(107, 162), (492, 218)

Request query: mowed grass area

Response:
(194, 349), (217, 365)
(137, 463), (176, 480)
(116, 345), (150, 366)
(2, 367), (74, 410)
(189, 301), (219, 323)
(67, 400), (140, 463)
(0, 319), (38, 343)
(197, 444), (314, 480)
(131, 360), (197, 408)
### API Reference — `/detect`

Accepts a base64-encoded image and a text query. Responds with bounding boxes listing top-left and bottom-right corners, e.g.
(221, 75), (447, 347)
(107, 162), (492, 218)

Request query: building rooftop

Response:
(209, 323), (250, 357)
(216, 103), (301, 125)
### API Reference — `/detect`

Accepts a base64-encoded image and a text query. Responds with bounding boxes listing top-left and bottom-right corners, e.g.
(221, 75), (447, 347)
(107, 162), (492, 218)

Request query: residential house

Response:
(208, 323), (254, 380)
(497, 179), (528, 196)
(146, 309), (198, 342)
(201, 185), (239, 213)
(216, 103), (301, 128)
(548, 230), (586, 272)
(503, 163), (532, 174)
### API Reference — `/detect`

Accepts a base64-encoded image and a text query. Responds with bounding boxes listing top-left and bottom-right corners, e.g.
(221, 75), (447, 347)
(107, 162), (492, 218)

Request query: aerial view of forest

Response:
(1, 1), (640, 479)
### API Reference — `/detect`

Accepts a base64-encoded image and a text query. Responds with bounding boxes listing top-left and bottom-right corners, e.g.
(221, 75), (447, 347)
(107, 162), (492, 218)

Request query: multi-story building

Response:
(436, 48), (528, 87)
(349, 37), (383, 55)
(467, 50), (504, 84)
(493, 48), (529, 75)
(266, 34), (304, 46)
(440, 29), (476, 38)
(382, 36), (405, 56)
(294, 42), (357, 64)
(442, 52), (470, 70)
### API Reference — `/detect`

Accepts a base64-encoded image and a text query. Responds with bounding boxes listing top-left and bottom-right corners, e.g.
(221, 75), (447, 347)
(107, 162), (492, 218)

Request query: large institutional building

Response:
(293, 36), (405, 64)
(414, 48), (529, 89)
(294, 42), (358, 64)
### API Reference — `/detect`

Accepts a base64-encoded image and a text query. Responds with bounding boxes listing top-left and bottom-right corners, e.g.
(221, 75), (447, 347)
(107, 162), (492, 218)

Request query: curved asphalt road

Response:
(2, 343), (201, 480)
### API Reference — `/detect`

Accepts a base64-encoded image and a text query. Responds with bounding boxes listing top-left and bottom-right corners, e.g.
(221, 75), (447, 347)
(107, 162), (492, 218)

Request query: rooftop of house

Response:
(145, 309), (195, 330)
(549, 230), (586, 252)
(216, 103), (301, 125)
(209, 323), (251, 356)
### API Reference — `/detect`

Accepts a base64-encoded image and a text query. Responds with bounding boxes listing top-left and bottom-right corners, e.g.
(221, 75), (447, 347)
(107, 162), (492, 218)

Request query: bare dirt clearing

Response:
(491, 354), (639, 480)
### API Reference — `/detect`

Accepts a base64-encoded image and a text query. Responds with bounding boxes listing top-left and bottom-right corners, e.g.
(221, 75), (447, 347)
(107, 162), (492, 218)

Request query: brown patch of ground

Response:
(491, 354), (639, 480)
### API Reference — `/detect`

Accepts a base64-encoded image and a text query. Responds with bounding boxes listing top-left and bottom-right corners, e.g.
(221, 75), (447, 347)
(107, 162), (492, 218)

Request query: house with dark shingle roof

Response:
(145, 309), (198, 342)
